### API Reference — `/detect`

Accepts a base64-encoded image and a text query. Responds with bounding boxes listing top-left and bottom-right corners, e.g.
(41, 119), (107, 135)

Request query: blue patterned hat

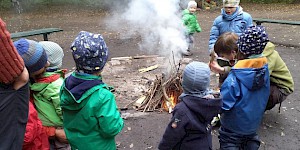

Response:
(237, 25), (269, 57)
(71, 31), (109, 74)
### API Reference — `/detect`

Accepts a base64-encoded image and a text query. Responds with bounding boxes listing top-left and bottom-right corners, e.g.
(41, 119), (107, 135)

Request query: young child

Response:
(60, 31), (124, 149)
(182, 1), (202, 56)
(210, 32), (238, 87)
(158, 61), (222, 150)
(14, 38), (51, 150)
(209, 32), (238, 127)
(39, 41), (64, 72)
(0, 18), (29, 150)
(34, 41), (70, 149)
(219, 26), (270, 149)
(263, 42), (294, 112)
(208, 0), (252, 54)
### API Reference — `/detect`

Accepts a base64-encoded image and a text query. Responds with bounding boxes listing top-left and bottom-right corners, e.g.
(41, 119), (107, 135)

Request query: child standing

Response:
(158, 62), (222, 150)
(262, 42), (294, 112)
(219, 26), (270, 149)
(0, 18), (29, 150)
(182, 1), (202, 56)
(14, 38), (50, 150)
(33, 41), (70, 149)
(208, 0), (252, 53)
(60, 31), (124, 150)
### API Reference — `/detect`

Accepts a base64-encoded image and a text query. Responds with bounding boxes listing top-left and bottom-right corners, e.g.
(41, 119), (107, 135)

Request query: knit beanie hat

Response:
(71, 31), (108, 74)
(182, 61), (210, 96)
(39, 41), (64, 69)
(14, 39), (48, 74)
(187, 1), (197, 9)
(223, 0), (240, 7)
(0, 18), (24, 84)
(237, 25), (269, 57)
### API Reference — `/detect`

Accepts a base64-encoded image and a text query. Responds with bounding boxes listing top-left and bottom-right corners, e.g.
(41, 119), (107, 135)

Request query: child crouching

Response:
(219, 26), (270, 149)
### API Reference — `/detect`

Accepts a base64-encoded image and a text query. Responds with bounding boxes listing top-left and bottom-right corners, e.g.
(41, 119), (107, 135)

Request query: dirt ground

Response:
(2, 2), (300, 150)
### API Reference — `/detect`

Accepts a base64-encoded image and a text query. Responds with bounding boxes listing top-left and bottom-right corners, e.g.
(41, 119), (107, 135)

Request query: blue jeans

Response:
(219, 127), (261, 150)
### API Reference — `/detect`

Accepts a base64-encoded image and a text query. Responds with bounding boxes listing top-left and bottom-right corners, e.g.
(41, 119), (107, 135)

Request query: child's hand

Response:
(55, 128), (69, 144)
(13, 67), (29, 90)
(209, 61), (224, 74)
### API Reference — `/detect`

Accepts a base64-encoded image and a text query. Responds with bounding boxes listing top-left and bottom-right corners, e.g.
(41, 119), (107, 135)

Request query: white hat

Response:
(39, 41), (64, 69)
(187, 1), (197, 9)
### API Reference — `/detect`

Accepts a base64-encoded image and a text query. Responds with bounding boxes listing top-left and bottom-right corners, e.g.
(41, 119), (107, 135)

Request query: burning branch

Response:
(133, 57), (183, 113)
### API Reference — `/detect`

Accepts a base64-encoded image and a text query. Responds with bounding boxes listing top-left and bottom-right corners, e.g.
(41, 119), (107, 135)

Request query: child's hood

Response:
(262, 42), (275, 57)
(182, 9), (191, 15)
(182, 96), (222, 121)
(60, 73), (104, 110)
(231, 58), (269, 90)
(30, 70), (65, 92)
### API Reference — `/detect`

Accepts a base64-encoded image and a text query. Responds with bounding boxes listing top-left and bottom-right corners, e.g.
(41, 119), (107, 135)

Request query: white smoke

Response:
(121, 0), (188, 62)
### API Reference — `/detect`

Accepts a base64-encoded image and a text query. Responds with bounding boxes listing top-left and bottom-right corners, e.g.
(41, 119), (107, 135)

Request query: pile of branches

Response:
(136, 59), (183, 112)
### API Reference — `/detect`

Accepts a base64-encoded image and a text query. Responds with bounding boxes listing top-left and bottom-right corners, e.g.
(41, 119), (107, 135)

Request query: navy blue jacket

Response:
(158, 96), (222, 150)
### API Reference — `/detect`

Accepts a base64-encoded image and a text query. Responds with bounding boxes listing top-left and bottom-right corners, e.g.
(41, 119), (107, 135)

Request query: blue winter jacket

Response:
(208, 7), (253, 52)
(220, 58), (270, 135)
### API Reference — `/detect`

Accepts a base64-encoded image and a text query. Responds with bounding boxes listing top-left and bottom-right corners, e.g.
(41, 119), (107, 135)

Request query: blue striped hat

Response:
(71, 31), (108, 74)
(14, 39), (48, 74)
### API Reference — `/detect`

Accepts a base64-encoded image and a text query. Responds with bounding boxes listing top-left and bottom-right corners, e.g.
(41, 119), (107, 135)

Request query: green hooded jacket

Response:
(30, 70), (64, 127)
(60, 72), (124, 150)
(263, 42), (294, 94)
(182, 9), (202, 34)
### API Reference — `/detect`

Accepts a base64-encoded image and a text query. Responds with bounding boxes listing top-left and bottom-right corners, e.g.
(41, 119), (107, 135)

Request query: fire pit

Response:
(101, 55), (218, 113)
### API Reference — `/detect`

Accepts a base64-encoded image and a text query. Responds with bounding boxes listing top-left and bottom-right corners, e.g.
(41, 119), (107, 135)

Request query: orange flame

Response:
(162, 92), (179, 113)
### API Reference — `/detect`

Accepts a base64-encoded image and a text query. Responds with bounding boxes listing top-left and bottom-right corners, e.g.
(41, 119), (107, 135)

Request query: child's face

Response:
(219, 50), (236, 61)
(30, 61), (50, 79)
(188, 6), (197, 13)
(224, 7), (236, 15)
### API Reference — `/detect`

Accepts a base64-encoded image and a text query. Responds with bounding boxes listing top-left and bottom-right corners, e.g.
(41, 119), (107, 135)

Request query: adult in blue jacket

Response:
(208, 0), (253, 53)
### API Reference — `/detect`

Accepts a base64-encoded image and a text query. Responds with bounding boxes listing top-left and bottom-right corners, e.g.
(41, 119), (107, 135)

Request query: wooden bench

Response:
(11, 28), (63, 41)
(253, 18), (300, 26)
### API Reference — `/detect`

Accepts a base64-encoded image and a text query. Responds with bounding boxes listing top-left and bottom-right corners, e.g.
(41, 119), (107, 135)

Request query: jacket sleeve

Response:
(47, 86), (63, 120)
(182, 14), (189, 26)
(208, 19), (220, 53)
(23, 101), (38, 146)
(96, 90), (124, 138)
(158, 107), (188, 150)
(244, 12), (253, 28)
(196, 21), (202, 32)
(220, 74), (240, 111)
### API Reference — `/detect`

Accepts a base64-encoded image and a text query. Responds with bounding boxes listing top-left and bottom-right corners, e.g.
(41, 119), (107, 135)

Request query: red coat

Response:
(23, 100), (50, 150)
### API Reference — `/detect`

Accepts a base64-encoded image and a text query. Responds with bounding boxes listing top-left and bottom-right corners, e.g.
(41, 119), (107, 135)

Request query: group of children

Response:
(0, 0), (295, 149)
(159, 0), (294, 150)
(0, 17), (123, 150)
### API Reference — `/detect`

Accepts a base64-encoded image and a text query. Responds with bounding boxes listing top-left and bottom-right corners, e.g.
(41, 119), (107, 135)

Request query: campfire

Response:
(133, 60), (183, 113)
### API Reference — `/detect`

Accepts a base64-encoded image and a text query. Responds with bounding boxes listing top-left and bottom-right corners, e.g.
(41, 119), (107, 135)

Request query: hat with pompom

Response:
(237, 25), (269, 57)
(14, 39), (48, 74)
(39, 41), (64, 69)
(223, 0), (240, 7)
(71, 31), (108, 74)
(0, 18), (24, 84)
